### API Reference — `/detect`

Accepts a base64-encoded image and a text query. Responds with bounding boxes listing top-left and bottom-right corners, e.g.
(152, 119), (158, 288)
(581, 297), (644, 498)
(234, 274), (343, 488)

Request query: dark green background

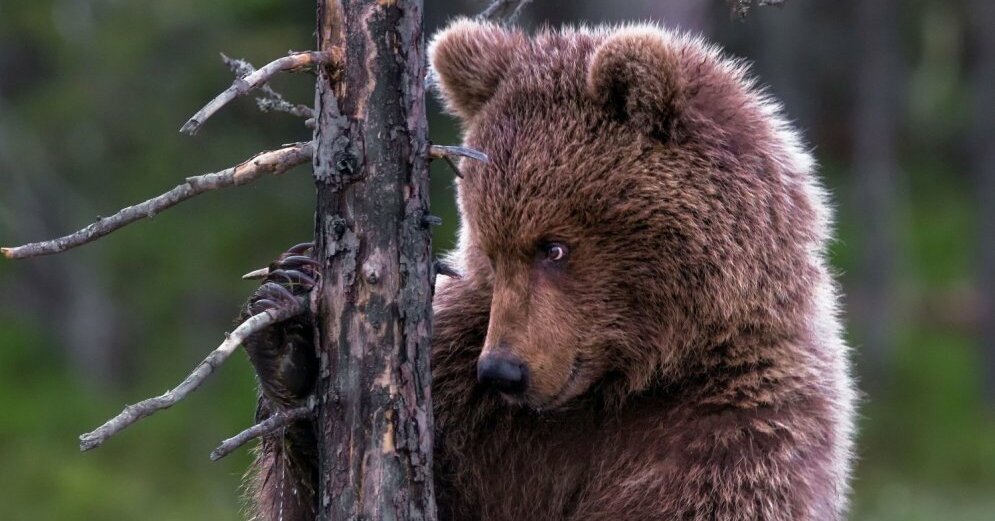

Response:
(1, 1), (992, 519)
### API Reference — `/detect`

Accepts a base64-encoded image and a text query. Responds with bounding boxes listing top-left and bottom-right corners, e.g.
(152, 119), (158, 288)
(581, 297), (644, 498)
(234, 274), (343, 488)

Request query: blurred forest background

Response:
(1, 0), (993, 519)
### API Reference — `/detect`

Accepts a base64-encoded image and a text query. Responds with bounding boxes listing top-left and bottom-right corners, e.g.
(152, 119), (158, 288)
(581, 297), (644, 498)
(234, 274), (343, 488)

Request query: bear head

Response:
(430, 20), (830, 411)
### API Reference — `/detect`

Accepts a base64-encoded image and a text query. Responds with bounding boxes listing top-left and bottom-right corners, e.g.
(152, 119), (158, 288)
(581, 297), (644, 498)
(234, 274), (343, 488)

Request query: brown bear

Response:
(241, 19), (856, 521)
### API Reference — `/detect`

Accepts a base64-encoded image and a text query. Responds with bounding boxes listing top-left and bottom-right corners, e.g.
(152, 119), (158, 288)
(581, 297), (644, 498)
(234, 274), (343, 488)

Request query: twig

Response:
(79, 297), (308, 452)
(434, 260), (461, 279)
(256, 96), (314, 119)
(480, 0), (533, 22)
(209, 403), (313, 461)
(219, 53), (315, 120)
(429, 145), (488, 163)
(2, 142), (314, 260)
(429, 145), (488, 179)
(181, 51), (334, 135)
(421, 214), (443, 227)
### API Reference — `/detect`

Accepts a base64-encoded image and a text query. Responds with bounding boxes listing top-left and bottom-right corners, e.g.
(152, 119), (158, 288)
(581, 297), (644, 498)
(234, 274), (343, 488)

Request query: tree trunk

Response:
(312, 1), (436, 520)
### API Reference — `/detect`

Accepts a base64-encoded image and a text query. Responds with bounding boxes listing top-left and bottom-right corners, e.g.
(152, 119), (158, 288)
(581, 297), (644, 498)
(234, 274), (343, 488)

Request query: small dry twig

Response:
(429, 145), (488, 163)
(256, 96), (314, 119)
(2, 142), (314, 260)
(429, 144), (488, 179)
(210, 403), (313, 461)
(79, 297), (308, 452)
(220, 53), (315, 120)
(480, 0), (532, 22)
(181, 50), (335, 135)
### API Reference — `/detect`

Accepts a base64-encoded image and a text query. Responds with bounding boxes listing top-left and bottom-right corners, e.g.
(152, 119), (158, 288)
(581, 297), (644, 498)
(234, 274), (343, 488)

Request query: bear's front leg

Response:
(239, 242), (320, 521)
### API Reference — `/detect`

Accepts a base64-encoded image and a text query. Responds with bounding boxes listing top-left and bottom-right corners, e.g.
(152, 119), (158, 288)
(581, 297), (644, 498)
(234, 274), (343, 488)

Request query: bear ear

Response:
(429, 18), (522, 121)
(586, 28), (687, 141)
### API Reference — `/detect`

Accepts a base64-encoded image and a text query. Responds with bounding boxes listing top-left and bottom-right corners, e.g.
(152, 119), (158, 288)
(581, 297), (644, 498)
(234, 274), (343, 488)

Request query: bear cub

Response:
(242, 19), (856, 521)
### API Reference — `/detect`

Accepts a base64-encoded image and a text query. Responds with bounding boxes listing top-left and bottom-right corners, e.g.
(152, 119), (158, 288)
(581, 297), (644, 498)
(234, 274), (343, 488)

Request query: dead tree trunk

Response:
(312, 1), (436, 520)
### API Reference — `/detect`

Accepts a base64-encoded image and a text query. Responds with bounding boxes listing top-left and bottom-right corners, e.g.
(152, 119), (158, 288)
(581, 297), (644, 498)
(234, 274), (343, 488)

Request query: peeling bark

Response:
(312, 1), (436, 520)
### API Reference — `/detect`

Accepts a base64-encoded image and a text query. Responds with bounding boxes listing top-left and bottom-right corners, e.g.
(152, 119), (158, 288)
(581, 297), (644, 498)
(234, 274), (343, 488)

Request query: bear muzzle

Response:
(476, 351), (530, 395)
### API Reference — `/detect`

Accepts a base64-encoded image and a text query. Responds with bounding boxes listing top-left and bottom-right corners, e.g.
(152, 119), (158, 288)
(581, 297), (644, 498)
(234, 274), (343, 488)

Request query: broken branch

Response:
(209, 403), (313, 461)
(181, 51), (334, 135)
(220, 53), (315, 120)
(79, 297), (308, 452)
(256, 96), (314, 119)
(429, 145), (488, 163)
(434, 260), (461, 279)
(2, 142), (313, 260)
(429, 144), (488, 179)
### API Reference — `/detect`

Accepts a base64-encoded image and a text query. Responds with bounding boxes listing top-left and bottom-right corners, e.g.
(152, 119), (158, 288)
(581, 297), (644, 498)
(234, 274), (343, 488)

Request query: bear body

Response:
(426, 20), (854, 520)
(244, 19), (855, 521)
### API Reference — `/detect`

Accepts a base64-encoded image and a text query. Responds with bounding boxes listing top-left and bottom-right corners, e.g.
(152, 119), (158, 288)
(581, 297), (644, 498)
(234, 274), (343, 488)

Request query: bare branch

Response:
(79, 297), (308, 452)
(421, 214), (443, 227)
(429, 144), (488, 179)
(2, 142), (314, 260)
(434, 260), (461, 279)
(219, 53), (316, 120)
(181, 50), (335, 135)
(209, 403), (313, 461)
(256, 96), (314, 119)
(429, 144), (488, 163)
(480, 0), (533, 22)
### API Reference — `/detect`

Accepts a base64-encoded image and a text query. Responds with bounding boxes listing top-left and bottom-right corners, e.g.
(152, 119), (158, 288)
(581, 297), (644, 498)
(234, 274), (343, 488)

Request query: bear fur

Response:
(245, 19), (856, 521)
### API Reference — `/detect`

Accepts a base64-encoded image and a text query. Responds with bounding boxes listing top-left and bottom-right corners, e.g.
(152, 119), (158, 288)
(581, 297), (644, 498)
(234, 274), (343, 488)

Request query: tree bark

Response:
(311, 1), (436, 520)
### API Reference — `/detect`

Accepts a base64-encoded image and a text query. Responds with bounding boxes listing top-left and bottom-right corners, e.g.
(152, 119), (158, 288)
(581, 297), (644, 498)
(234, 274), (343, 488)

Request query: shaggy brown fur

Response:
(245, 19), (855, 521)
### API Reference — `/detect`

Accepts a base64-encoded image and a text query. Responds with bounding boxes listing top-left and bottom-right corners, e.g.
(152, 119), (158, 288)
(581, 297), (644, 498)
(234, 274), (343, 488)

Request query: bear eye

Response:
(542, 243), (569, 264)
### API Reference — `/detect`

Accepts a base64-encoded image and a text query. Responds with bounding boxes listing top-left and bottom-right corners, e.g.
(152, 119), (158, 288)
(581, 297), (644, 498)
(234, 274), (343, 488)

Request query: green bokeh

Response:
(1, 1), (992, 519)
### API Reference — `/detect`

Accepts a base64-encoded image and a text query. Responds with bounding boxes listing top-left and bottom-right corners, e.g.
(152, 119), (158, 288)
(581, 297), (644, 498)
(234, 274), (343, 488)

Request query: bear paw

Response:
(243, 242), (320, 407)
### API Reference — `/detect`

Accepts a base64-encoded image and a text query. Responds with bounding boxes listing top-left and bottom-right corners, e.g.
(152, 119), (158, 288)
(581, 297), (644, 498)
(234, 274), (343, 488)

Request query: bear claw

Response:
(285, 242), (315, 255)
(241, 243), (321, 410)
(247, 243), (320, 317)
(279, 255), (321, 270)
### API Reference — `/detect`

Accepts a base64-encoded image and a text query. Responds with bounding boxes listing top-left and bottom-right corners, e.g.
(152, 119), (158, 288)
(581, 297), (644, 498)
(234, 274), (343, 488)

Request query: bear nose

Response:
(476, 353), (529, 395)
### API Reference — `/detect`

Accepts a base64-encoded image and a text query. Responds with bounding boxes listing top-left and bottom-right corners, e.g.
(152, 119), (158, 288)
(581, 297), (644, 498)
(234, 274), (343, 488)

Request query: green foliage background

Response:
(0, 1), (992, 519)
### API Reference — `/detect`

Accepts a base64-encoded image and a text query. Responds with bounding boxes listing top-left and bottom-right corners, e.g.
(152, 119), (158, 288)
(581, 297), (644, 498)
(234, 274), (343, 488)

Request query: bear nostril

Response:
(476, 354), (529, 395)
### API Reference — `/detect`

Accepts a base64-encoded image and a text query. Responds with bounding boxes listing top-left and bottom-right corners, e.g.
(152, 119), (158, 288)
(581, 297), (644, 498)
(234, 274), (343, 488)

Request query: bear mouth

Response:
(533, 361), (583, 411)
